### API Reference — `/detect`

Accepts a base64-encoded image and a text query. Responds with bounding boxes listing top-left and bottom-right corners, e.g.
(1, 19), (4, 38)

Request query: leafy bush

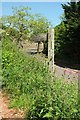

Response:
(54, 22), (66, 58)
(27, 79), (79, 120)
(2, 34), (80, 119)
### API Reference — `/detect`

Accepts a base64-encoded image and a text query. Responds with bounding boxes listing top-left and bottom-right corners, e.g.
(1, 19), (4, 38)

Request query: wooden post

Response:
(48, 28), (54, 74)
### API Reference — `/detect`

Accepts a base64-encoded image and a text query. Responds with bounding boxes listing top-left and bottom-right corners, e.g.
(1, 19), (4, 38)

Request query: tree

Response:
(29, 14), (50, 53)
(1, 6), (51, 49)
(29, 14), (50, 34)
(30, 33), (47, 53)
(61, 1), (80, 63)
(8, 7), (31, 46)
(54, 1), (80, 64)
(1, 6), (32, 47)
(54, 22), (66, 58)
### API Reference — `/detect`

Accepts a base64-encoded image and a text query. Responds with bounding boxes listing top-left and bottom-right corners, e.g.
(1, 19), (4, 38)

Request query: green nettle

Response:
(2, 34), (80, 119)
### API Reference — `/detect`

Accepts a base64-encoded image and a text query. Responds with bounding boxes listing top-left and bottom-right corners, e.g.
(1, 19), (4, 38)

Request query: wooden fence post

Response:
(48, 28), (54, 74)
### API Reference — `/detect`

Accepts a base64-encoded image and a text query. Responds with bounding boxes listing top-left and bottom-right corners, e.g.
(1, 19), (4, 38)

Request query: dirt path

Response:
(0, 91), (24, 119)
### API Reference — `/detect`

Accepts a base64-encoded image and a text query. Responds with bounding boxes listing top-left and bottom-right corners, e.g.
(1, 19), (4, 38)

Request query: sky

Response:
(1, 2), (68, 27)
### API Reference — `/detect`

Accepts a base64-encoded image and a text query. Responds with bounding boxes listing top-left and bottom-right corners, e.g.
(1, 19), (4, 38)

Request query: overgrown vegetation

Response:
(2, 34), (80, 119)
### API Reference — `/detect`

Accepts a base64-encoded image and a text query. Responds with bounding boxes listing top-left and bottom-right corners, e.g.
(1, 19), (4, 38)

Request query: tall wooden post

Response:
(48, 29), (54, 74)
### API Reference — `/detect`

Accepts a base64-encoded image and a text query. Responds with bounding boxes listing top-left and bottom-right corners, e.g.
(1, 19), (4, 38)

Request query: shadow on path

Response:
(55, 58), (80, 70)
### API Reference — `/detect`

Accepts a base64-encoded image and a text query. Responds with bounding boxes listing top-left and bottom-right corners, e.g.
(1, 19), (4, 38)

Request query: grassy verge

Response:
(2, 34), (80, 119)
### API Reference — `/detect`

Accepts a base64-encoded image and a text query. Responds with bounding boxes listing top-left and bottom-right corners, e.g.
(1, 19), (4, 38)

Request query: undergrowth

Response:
(2, 34), (80, 119)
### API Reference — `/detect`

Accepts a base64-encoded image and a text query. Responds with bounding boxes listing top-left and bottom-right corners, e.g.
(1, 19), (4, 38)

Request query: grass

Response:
(2, 34), (80, 119)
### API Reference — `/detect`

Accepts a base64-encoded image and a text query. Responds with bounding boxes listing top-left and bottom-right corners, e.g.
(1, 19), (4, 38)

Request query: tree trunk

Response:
(37, 42), (40, 53)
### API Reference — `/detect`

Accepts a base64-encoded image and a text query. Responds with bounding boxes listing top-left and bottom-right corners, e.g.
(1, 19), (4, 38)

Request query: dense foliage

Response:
(2, 34), (80, 119)
(43, 2), (80, 64)
(54, 2), (80, 64)
(54, 22), (66, 58)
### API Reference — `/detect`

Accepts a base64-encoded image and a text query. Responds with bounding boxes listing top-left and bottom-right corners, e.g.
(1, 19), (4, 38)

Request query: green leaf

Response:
(43, 112), (53, 118)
